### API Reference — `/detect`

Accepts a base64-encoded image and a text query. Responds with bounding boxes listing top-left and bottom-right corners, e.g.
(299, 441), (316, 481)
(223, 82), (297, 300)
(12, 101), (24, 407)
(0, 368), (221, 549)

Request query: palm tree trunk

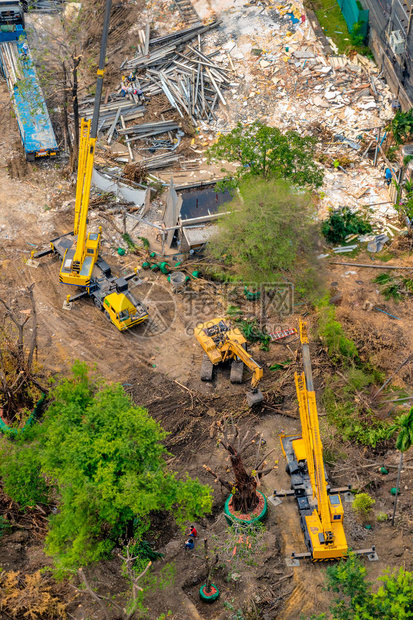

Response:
(392, 451), (403, 526)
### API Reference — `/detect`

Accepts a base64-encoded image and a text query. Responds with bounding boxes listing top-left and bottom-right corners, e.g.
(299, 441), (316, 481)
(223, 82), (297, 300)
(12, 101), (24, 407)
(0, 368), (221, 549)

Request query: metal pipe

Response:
(90, 0), (112, 139)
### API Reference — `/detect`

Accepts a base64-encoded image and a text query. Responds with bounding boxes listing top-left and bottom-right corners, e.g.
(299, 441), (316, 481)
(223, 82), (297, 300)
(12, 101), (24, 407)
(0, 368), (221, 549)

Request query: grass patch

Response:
(310, 0), (372, 57)
(317, 299), (397, 447)
(317, 300), (358, 363)
(322, 377), (397, 447)
(377, 250), (395, 262)
(372, 272), (413, 301)
(312, 0), (352, 53)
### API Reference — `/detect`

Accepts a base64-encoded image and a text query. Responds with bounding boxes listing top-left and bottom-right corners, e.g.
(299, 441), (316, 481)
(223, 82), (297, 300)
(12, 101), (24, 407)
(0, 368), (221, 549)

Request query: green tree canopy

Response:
(207, 121), (323, 188)
(0, 362), (212, 571)
(208, 178), (324, 298)
(309, 553), (413, 620)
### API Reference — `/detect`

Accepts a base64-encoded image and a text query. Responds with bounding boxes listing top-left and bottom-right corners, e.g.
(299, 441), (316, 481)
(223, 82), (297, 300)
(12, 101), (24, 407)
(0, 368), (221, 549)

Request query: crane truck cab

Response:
(0, 0), (24, 42)
(59, 230), (101, 287)
(103, 290), (148, 331)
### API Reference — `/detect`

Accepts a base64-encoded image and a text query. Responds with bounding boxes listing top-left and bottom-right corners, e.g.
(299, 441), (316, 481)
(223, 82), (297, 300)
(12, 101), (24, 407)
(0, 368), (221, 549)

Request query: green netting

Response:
(336, 0), (369, 38)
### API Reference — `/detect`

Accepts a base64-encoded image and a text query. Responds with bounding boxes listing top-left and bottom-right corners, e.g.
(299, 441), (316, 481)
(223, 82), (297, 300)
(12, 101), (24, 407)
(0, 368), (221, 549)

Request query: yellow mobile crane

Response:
(277, 320), (376, 562)
(33, 0), (148, 331)
(195, 318), (264, 406)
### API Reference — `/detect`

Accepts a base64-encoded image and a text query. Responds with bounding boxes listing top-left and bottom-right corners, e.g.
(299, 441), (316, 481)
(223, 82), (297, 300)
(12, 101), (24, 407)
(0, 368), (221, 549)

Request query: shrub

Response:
(353, 492), (375, 522)
(321, 207), (372, 244)
(208, 178), (324, 299)
(0, 440), (49, 508)
(317, 305), (358, 363)
(0, 516), (12, 537)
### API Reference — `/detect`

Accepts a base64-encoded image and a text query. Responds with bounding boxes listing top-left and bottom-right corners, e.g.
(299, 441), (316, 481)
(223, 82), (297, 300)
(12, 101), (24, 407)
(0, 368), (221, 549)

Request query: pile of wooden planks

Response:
(77, 97), (146, 132)
(117, 119), (180, 142)
(121, 21), (234, 122)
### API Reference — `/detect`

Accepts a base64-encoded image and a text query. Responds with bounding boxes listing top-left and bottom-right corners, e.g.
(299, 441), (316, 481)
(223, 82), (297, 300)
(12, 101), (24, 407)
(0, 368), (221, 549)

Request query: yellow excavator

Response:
(32, 0), (148, 332)
(195, 317), (264, 406)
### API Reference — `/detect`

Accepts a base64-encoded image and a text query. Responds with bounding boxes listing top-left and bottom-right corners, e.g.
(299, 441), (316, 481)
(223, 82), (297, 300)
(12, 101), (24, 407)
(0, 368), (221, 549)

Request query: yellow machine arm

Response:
(222, 339), (263, 389)
(59, 0), (111, 286)
(73, 118), (91, 236)
(297, 320), (334, 541)
(71, 120), (97, 273)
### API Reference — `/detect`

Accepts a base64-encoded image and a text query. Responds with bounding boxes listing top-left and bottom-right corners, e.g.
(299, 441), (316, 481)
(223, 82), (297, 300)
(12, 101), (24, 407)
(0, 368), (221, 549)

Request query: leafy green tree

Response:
(389, 109), (413, 145)
(207, 121), (323, 188)
(309, 553), (413, 620)
(391, 408), (413, 525)
(0, 362), (212, 571)
(0, 439), (49, 507)
(208, 178), (324, 298)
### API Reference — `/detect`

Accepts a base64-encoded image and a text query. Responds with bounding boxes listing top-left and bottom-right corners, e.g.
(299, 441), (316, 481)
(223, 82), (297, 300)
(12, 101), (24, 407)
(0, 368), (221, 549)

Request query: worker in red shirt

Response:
(189, 525), (197, 538)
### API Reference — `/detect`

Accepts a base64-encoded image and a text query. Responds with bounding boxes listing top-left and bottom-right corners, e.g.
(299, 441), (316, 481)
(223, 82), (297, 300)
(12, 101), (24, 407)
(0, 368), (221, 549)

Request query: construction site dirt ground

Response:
(2, 0), (413, 618)
(2, 98), (413, 616)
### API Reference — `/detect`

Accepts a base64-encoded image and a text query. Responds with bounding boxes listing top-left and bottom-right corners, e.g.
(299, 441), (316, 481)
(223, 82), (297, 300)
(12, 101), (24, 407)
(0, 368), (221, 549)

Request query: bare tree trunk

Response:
(62, 60), (72, 161)
(26, 283), (37, 374)
(78, 569), (111, 620)
(71, 53), (81, 172)
(204, 538), (211, 593)
(228, 450), (258, 513)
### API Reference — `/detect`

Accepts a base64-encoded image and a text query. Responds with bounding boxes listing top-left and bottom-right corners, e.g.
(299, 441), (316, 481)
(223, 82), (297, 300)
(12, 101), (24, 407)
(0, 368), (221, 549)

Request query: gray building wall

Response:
(362, 0), (413, 108)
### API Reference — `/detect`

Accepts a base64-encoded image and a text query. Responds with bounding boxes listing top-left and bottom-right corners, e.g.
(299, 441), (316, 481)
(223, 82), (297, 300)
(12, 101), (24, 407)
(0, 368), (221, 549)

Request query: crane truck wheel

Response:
(104, 310), (111, 322)
(94, 298), (103, 310)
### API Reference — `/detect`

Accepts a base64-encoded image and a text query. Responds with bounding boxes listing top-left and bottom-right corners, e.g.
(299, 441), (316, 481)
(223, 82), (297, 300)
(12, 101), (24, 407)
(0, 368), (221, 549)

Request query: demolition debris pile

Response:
(122, 20), (233, 122)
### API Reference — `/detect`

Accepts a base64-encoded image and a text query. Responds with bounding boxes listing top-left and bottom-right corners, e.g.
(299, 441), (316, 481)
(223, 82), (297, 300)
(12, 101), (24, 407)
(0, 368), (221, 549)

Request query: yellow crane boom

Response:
(59, 0), (112, 287)
(280, 319), (348, 560)
(298, 321), (334, 541)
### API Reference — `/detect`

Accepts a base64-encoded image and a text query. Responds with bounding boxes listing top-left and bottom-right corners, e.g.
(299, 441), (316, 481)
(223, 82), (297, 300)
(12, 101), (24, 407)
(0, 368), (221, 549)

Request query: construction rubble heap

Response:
(73, 0), (404, 254)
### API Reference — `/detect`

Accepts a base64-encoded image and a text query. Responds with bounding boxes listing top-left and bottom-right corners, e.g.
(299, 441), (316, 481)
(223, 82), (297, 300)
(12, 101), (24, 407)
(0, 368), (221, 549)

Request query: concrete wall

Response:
(363, 0), (413, 109)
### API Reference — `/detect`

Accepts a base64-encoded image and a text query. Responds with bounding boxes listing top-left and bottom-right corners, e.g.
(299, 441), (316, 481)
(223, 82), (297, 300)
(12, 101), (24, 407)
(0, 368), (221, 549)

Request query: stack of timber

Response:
(77, 96), (146, 134)
(122, 21), (233, 122)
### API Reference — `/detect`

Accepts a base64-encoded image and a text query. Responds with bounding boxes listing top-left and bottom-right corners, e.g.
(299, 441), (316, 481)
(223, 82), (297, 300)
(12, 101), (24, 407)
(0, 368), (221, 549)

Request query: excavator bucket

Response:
(246, 389), (264, 407)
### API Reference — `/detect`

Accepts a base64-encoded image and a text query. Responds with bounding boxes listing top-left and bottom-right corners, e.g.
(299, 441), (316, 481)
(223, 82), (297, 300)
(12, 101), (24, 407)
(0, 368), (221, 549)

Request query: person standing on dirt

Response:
(22, 41), (29, 59)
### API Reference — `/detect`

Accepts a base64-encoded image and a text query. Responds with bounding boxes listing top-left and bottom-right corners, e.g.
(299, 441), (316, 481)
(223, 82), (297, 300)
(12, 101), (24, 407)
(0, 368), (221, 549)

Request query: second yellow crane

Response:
(280, 320), (348, 561)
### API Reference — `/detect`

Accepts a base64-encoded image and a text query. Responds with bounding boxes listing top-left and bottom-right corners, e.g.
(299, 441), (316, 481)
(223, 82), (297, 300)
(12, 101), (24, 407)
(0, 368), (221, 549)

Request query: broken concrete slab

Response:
(92, 168), (148, 207)
(367, 234), (389, 253)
